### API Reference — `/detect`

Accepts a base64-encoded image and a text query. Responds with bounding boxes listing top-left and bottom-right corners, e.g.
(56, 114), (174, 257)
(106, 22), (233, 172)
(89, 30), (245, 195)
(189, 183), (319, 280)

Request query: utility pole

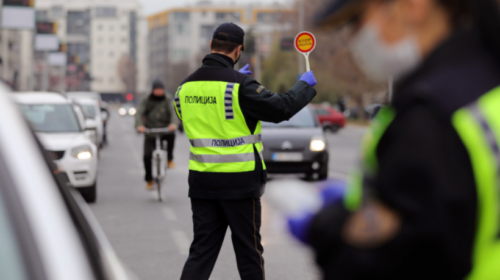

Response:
(297, 0), (305, 75)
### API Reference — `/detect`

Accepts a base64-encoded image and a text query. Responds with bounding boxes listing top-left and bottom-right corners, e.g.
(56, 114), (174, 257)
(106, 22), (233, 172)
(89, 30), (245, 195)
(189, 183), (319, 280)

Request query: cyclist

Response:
(136, 80), (178, 190)
(283, 0), (500, 279)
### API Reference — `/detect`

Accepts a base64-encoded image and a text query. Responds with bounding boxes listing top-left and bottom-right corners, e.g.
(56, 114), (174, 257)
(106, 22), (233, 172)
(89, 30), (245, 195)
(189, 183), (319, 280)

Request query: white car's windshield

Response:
(82, 104), (96, 118)
(21, 104), (81, 133)
(262, 108), (317, 128)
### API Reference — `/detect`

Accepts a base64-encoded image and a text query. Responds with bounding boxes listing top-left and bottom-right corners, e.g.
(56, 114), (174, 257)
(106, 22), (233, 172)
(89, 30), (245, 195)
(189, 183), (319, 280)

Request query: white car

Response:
(71, 97), (104, 148)
(1, 84), (129, 280)
(66, 91), (103, 105)
(14, 92), (99, 202)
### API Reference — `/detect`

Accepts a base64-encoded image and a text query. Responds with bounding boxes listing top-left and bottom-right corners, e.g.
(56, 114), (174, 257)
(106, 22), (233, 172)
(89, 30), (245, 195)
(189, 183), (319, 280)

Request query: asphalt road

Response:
(89, 113), (365, 280)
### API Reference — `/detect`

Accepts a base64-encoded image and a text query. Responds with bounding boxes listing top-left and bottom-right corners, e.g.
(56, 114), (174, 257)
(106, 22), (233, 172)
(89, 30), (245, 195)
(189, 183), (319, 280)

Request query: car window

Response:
(315, 108), (330, 116)
(0, 189), (28, 280)
(82, 105), (96, 119)
(21, 104), (81, 133)
(262, 107), (317, 128)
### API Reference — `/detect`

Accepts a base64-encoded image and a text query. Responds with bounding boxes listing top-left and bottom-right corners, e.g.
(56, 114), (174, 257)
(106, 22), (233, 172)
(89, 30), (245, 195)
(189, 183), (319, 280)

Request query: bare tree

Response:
(118, 54), (137, 95)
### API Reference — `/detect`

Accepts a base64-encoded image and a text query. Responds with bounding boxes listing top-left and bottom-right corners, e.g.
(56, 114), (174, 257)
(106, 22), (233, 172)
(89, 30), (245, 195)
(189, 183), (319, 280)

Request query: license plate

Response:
(272, 152), (303, 162)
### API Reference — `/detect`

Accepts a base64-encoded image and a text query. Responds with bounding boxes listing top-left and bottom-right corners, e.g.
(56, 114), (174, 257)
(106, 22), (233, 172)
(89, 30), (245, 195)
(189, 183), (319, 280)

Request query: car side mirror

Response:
(85, 119), (98, 130)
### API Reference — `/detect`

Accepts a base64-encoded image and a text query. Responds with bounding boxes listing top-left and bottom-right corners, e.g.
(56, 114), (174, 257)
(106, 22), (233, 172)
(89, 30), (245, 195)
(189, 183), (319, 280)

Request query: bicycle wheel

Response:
(156, 155), (162, 202)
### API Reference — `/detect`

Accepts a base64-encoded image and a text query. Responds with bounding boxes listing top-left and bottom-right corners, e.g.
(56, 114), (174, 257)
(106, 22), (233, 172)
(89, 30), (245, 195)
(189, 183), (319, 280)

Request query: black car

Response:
(262, 106), (329, 181)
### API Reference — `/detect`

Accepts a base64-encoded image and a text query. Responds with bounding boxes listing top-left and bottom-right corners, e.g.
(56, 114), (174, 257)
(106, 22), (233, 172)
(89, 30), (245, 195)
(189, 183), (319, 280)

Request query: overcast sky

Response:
(140, 0), (292, 16)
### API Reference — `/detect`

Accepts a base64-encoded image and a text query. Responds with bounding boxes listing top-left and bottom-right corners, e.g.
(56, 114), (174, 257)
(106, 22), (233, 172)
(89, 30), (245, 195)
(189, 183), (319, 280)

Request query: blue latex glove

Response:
(287, 180), (346, 245)
(288, 213), (315, 244)
(320, 180), (347, 207)
(238, 64), (252, 75)
(300, 71), (317, 87)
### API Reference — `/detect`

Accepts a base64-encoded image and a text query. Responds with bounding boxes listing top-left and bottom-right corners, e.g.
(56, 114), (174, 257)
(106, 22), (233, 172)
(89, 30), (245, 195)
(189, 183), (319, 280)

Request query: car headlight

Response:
(129, 108), (137, 115)
(118, 108), (126, 115)
(310, 136), (326, 152)
(71, 145), (93, 160)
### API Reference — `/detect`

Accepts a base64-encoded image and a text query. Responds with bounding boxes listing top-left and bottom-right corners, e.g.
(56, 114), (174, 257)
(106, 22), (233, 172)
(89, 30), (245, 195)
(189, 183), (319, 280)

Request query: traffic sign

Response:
(295, 31), (316, 72)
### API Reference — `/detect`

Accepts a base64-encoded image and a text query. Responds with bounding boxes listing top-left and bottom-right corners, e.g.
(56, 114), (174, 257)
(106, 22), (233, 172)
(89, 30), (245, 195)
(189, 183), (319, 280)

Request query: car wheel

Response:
(80, 182), (97, 203)
(330, 124), (341, 133)
(318, 170), (328, 181)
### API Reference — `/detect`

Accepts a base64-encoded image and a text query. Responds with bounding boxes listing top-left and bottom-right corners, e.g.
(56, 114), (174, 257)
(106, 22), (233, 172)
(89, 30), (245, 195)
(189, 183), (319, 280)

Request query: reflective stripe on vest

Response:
(225, 83), (235, 120)
(190, 152), (255, 163)
(190, 134), (262, 148)
(174, 86), (183, 120)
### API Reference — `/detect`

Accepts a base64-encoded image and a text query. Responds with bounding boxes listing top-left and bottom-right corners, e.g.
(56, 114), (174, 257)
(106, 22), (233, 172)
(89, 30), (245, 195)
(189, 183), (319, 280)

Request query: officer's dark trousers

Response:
(143, 133), (175, 182)
(180, 198), (265, 280)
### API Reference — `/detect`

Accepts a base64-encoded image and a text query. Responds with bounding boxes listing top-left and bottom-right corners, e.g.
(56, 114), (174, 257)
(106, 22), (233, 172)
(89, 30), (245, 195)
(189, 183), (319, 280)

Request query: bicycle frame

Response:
(144, 127), (171, 201)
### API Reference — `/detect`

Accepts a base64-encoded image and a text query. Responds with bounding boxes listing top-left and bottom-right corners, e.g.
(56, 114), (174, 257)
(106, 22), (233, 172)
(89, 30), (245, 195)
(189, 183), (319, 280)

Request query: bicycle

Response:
(144, 127), (171, 202)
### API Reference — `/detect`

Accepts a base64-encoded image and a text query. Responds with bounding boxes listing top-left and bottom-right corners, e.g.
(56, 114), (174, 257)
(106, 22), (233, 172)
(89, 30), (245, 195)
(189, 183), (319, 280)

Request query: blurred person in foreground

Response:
(175, 22), (317, 280)
(282, 0), (500, 279)
(135, 80), (178, 190)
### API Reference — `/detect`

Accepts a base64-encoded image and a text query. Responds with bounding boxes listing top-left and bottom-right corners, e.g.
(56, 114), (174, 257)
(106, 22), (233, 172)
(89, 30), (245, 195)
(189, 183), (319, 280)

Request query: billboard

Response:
(1, 6), (35, 29)
(3, 0), (34, 7)
(36, 21), (57, 34)
(35, 34), (59, 51)
(47, 52), (67, 66)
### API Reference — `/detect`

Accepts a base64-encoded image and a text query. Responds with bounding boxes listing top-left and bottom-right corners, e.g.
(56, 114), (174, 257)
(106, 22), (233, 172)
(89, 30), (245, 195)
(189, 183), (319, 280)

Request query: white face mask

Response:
(349, 23), (422, 82)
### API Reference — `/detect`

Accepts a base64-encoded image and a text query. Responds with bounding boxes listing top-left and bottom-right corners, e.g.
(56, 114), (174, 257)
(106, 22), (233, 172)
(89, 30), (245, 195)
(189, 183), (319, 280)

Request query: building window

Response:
(109, 37), (114, 43)
(121, 24), (127, 30)
(215, 12), (240, 22)
(257, 12), (280, 23)
(97, 24), (103, 30)
(200, 25), (214, 40)
(173, 49), (189, 60)
(109, 51), (114, 57)
(173, 12), (190, 20)
(95, 7), (117, 18)
(109, 25), (114, 31)
(67, 11), (90, 35)
(121, 37), (127, 43)
(36, 10), (49, 22)
(51, 5), (64, 19)
(175, 23), (189, 35)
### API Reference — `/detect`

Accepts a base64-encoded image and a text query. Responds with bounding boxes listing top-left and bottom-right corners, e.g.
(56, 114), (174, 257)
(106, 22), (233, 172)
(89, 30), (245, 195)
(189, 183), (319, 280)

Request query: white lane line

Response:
(162, 207), (178, 221)
(171, 230), (191, 255)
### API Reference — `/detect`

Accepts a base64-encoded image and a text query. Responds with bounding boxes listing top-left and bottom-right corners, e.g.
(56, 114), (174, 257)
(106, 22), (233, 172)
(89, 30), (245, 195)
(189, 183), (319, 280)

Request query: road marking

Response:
(171, 230), (191, 255)
(162, 207), (178, 221)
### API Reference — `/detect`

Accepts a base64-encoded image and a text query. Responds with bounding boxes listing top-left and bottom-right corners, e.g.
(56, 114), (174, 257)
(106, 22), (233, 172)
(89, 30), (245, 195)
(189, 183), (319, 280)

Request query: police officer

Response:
(175, 23), (317, 280)
(286, 0), (500, 279)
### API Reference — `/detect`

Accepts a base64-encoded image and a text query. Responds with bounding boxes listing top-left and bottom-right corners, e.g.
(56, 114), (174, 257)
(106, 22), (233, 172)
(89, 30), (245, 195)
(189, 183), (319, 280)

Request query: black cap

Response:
(315, 0), (368, 29)
(213, 22), (245, 51)
(152, 80), (164, 90)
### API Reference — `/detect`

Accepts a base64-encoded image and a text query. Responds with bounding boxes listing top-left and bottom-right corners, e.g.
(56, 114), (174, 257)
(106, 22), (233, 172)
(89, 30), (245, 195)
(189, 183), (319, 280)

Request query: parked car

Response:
(14, 92), (99, 202)
(66, 91), (103, 105)
(262, 106), (329, 181)
(312, 104), (346, 133)
(1, 84), (129, 280)
(70, 97), (104, 148)
(118, 103), (137, 116)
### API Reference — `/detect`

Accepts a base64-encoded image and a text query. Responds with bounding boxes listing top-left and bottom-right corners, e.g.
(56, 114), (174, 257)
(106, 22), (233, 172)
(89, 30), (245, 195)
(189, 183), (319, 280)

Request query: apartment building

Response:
(35, 0), (147, 99)
(147, 3), (295, 93)
(0, 29), (33, 91)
